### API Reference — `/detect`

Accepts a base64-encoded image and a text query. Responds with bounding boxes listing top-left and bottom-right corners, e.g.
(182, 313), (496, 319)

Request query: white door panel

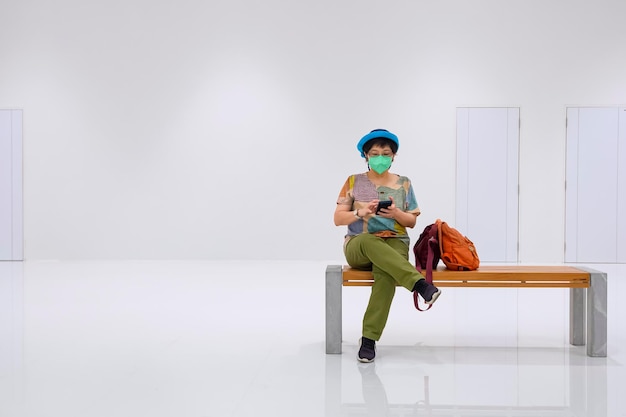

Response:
(0, 112), (13, 260)
(505, 110), (520, 262)
(566, 107), (624, 263)
(564, 109), (579, 263)
(456, 108), (519, 263)
(618, 108), (626, 263)
(456, 109), (470, 233)
(0, 110), (23, 261)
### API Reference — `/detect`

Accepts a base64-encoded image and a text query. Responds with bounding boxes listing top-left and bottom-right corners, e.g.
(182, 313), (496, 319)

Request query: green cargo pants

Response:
(344, 233), (425, 341)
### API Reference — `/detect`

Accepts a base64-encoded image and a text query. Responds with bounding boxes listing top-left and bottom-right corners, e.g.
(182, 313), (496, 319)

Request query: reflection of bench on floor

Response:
(339, 403), (582, 416)
(325, 356), (608, 417)
(325, 265), (607, 357)
(324, 352), (608, 417)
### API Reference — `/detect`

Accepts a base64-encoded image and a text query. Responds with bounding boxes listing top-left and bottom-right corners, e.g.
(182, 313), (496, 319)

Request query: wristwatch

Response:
(354, 209), (361, 219)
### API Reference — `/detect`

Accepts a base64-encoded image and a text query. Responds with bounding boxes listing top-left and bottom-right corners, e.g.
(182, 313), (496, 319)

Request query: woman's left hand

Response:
(377, 196), (398, 219)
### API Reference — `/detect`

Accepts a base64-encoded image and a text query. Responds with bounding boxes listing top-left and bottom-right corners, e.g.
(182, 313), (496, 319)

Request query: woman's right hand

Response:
(362, 200), (380, 217)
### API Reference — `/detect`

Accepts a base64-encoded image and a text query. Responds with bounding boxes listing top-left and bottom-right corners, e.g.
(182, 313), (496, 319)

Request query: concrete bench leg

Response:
(326, 265), (342, 354)
(569, 287), (586, 346)
(585, 268), (607, 357)
(570, 267), (607, 357)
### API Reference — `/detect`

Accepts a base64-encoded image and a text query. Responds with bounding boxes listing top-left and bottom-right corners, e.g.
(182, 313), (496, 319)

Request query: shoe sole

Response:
(425, 289), (441, 305)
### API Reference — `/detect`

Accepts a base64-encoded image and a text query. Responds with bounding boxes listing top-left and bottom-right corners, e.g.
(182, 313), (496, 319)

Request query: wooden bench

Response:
(325, 265), (607, 357)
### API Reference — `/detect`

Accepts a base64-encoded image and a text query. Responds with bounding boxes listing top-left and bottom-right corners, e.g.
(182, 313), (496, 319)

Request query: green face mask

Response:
(368, 155), (393, 174)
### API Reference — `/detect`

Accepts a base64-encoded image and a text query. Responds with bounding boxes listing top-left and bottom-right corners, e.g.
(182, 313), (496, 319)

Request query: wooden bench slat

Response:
(342, 265), (590, 288)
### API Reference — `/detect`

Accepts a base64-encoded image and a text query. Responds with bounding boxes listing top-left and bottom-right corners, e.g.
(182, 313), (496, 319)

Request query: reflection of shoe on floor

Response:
(357, 337), (376, 363)
(414, 279), (441, 305)
(357, 361), (376, 376)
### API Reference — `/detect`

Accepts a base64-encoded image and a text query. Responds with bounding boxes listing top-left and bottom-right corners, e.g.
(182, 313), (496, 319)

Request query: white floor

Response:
(0, 260), (625, 417)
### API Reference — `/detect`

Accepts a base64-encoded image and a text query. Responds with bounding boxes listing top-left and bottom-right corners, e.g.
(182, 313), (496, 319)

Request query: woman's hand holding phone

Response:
(375, 200), (393, 214)
(360, 197), (397, 218)
(375, 196), (396, 218)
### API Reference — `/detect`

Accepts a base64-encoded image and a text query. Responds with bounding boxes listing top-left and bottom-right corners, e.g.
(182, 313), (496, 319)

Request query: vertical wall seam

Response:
(10, 110), (14, 259)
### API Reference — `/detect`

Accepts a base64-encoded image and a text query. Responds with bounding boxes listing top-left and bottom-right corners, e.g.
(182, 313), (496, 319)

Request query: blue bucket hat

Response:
(357, 129), (399, 158)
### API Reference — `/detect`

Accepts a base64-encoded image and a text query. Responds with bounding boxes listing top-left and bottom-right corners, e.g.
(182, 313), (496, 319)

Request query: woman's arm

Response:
(334, 198), (381, 226)
(334, 204), (362, 226)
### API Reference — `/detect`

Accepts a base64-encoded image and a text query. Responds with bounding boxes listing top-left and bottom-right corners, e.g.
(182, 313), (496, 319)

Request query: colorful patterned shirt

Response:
(336, 173), (420, 244)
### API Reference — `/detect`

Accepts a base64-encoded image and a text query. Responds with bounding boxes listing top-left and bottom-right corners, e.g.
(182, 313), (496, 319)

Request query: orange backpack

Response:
(412, 219), (479, 310)
(436, 219), (480, 271)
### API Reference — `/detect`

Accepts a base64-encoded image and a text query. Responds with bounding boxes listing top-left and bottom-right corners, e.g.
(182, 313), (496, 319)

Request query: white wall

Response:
(1, 0), (625, 261)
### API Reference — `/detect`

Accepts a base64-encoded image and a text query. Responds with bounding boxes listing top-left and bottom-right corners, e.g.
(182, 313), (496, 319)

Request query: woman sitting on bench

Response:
(333, 128), (441, 363)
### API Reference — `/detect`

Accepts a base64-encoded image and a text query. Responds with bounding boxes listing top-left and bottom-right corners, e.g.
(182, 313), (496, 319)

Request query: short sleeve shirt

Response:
(336, 173), (420, 244)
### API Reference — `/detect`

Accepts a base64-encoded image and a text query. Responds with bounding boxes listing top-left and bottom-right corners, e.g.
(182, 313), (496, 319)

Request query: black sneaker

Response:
(357, 337), (376, 363)
(415, 279), (441, 305)
(422, 284), (441, 305)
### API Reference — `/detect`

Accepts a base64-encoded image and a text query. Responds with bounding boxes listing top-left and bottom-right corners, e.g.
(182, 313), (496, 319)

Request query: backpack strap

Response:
(414, 236), (438, 311)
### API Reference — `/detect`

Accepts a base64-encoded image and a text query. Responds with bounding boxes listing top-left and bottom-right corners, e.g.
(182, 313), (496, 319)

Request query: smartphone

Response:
(375, 200), (392, 214)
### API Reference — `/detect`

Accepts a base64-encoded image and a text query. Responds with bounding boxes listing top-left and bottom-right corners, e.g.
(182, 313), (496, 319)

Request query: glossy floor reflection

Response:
(327, 346), (612, 417)
(0, 261), (625, 417)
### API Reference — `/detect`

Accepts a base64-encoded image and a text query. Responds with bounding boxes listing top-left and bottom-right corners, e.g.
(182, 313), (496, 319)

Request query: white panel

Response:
(576, 108), (618, 262)
(455, 108), (470, 233)
(467, 108), (507, 262)
(11, 111), (23, 260)
(505, 108), (520, 262)
(565, 108), (579, 262)
(0, 110), (23, 261)
(457, 107), (519, 263)
(0, 111), (12, 260)
(618, 108), (626, 263)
